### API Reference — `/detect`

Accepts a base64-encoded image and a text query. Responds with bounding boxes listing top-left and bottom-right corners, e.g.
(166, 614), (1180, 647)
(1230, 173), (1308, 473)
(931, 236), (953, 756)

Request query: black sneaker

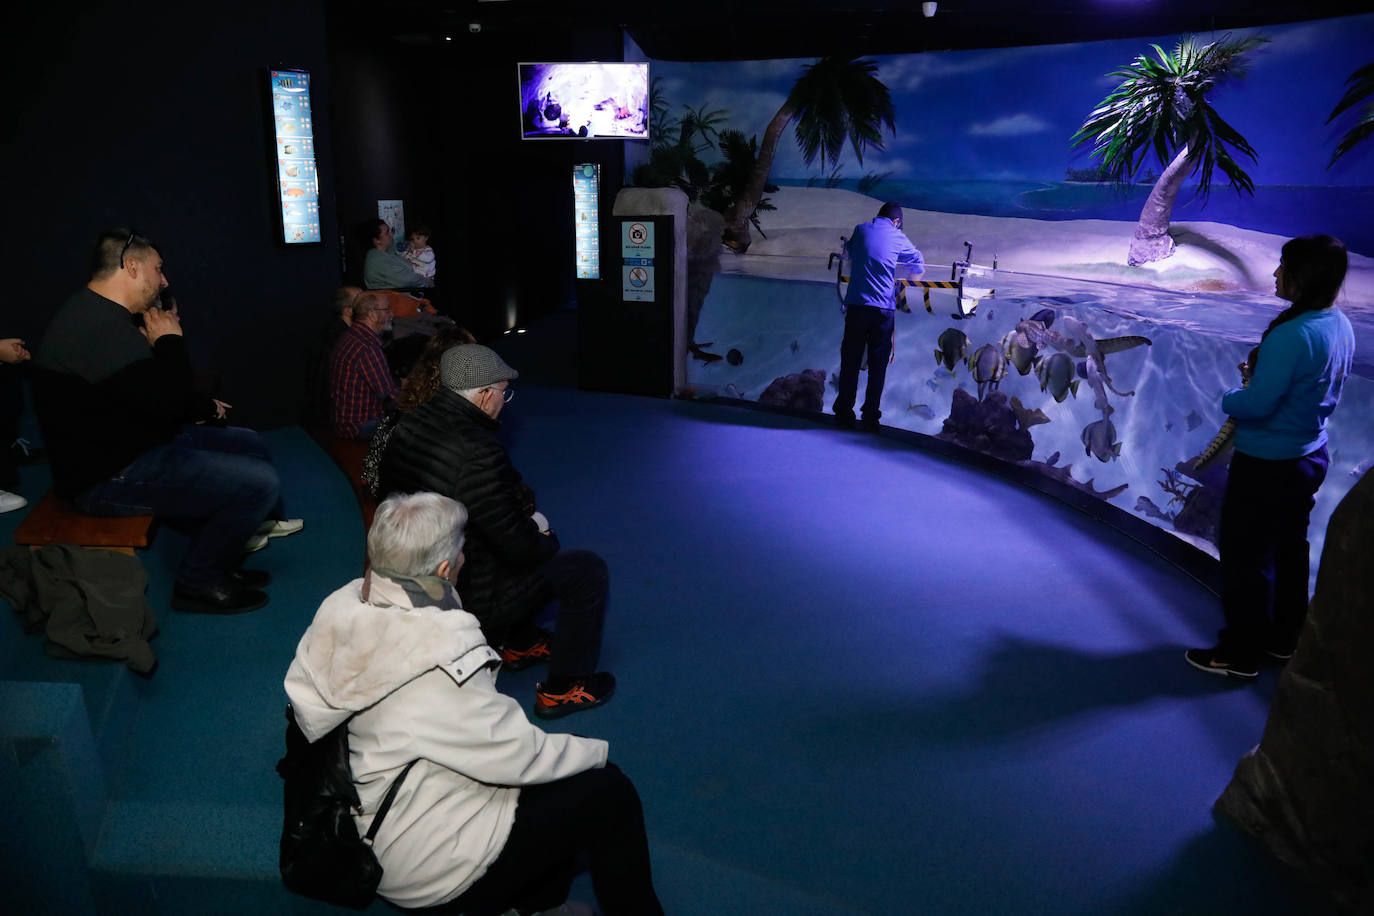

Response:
(171, 580), (269, 615)
(1184, 647), (1258, 680)
(834, 413), (856, 430)
(500, 627), (553, 670)
(1263, 645), (1294, 662)
(534, 672), (616, 719)
(227, 568), (272, 589)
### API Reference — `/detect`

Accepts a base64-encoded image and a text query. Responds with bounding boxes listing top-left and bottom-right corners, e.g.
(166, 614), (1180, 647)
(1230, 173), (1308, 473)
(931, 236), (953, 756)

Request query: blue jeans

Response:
(75, 425), (282, 588)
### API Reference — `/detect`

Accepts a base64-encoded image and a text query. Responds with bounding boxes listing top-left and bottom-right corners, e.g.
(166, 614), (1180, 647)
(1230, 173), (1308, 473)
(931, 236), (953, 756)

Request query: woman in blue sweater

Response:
(1187, 235), (1356, 679)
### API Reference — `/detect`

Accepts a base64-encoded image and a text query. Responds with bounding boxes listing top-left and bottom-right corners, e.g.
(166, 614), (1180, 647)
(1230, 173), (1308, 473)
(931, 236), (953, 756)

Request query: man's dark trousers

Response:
(73, 425), (281, 588)
(508, 548), (608, 680)
(833, 304), (895, 424)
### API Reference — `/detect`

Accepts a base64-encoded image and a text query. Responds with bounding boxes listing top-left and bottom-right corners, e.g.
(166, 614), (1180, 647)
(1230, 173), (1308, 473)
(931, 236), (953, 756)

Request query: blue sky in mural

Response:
(649, 13), (1374, 188)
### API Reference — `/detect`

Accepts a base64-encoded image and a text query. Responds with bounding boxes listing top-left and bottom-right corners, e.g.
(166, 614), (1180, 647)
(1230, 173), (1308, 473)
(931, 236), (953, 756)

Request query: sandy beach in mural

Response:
(722, 186), (1374, 330)
(691, 185), (1374, 574)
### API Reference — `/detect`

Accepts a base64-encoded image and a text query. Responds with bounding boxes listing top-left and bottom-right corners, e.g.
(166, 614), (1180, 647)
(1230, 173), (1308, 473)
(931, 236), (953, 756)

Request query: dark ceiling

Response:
(359, 0), (1372, 61)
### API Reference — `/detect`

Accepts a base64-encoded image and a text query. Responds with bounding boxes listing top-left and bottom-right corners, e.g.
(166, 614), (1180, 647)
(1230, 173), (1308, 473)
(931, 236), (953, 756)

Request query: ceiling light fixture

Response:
(922, 2), (937, 17)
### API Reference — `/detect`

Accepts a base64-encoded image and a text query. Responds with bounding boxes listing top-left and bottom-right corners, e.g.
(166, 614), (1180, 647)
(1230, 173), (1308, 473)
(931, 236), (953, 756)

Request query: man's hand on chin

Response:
(143, 308), (183, 344)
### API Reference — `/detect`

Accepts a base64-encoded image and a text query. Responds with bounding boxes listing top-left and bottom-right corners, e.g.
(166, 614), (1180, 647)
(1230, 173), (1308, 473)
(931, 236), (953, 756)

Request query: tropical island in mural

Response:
(631, 12), (1374, 576)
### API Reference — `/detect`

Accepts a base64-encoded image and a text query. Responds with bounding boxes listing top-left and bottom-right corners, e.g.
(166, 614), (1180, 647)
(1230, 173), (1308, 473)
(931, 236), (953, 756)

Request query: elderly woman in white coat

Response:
(285, 491), (663, 915)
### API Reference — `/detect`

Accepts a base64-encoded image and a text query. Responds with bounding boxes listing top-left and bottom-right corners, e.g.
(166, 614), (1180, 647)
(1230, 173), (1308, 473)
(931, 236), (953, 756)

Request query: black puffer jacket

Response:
(377, 388), (558, 642)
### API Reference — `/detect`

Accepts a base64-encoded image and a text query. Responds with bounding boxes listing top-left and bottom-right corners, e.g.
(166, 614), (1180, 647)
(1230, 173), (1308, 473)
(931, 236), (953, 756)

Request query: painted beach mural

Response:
(629, 14), (1374, 577)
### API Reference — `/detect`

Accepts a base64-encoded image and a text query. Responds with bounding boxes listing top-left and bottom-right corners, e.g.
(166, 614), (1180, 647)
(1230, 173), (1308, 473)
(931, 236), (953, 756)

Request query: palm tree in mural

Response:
(1327, 62), (1374, 166)
(1072, 34), (1268, 267)
(722, 55), (895, 253)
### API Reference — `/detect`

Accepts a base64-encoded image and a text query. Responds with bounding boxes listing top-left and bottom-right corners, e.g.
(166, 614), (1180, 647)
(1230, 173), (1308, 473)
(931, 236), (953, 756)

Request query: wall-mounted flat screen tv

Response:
(519, 62), (649, 140)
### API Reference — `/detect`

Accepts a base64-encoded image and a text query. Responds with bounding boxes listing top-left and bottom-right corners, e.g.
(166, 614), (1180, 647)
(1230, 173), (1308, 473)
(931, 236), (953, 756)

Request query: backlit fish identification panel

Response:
(269, 69), (322, 245)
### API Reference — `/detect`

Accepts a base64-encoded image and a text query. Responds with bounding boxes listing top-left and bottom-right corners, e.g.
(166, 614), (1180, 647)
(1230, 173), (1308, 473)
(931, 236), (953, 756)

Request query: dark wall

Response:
(325, 20), (628, 341)
(325, 18), (446, 287)
(7, 2), (630, 427)
(9, 0), (338, 427)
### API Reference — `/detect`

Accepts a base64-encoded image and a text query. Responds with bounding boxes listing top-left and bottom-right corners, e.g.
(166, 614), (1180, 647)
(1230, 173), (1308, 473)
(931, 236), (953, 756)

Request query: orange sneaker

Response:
(500, 629), (552, 670)
(534, 673), (616, 719)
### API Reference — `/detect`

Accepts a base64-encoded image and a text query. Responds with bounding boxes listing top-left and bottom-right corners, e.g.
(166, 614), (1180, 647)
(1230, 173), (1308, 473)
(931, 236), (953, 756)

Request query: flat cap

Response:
(440, 344), (519, 391)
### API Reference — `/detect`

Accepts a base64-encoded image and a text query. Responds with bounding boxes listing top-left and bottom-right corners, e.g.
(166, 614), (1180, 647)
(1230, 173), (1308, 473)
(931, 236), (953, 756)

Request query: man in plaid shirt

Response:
(329, 292), (397, 439)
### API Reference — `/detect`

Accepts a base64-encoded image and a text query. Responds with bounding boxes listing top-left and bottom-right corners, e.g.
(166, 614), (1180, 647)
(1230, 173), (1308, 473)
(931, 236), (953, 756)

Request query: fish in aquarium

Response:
(906, 403), (936, 420)
(1037, 352), (1079, 402)
(1082, 418), (1122, 463)
(934, 328), (970, 372)
(1019, 314), (1149, 409)
(1001, 329), (1040, 375)
(967, 343), (1007, 399)
(1009, 396), (1050, 429)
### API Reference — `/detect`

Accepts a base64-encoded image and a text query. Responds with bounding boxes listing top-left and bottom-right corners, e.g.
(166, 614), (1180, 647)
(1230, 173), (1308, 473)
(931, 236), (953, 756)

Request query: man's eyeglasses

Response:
(119, 230), (138, 269)
(487, 385), (514, 404)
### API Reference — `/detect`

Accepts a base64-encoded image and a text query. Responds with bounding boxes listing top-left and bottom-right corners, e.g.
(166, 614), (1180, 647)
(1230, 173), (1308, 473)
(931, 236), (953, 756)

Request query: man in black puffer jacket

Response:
(378, 344), (615, 719)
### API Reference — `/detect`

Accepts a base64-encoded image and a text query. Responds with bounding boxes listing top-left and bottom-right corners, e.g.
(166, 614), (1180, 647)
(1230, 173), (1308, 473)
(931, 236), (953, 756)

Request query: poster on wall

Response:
(267, 68), (322, 245)
(573, 163), (600, 279)
(378, 200), (405, 241)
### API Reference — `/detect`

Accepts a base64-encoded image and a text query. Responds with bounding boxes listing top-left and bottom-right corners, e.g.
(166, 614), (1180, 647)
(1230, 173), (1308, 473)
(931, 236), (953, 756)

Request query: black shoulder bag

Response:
(276, 704), (417, 909)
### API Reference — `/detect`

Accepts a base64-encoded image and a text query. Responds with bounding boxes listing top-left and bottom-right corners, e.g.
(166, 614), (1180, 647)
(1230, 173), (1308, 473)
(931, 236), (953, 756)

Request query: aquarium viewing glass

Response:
(267, 68), (322, 245)
(519, 62), (650, 140)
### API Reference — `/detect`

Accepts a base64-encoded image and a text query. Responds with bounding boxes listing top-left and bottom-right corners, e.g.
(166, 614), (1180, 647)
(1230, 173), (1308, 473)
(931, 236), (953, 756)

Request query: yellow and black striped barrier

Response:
(835, 270), (992, 317)
(896, 278), (961, 313)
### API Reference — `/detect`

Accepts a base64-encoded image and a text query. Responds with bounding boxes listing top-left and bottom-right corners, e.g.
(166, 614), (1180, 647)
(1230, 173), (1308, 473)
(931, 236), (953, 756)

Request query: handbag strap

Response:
(363, 760), (418, 844)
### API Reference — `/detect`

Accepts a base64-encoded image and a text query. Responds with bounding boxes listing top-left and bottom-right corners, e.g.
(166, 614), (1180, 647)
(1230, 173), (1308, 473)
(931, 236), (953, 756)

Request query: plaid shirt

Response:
(329, 323), (397, 437)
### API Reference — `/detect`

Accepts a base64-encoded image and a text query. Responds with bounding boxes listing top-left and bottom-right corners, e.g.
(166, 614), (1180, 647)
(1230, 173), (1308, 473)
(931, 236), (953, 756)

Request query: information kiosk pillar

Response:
(578, 187), (686, 397)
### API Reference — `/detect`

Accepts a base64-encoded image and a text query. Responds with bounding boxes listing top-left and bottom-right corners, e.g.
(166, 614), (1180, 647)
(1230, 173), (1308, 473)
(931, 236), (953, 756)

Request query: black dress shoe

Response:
(171, 580), (269, 615)
(227, 568), (271, 589)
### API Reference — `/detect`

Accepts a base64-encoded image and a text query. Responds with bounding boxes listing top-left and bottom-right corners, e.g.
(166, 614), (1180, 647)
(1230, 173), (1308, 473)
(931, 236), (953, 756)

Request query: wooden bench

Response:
(14, 492), (155, 555)
(306, 426), (377, 532)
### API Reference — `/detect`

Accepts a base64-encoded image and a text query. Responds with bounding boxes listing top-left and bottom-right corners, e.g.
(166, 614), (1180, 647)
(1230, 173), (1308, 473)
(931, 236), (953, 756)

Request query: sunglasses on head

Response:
(119, 230), (138, 269)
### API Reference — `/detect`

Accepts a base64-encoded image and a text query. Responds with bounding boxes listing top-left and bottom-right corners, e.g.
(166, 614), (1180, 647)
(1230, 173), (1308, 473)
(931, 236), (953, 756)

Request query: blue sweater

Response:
(844, 218), (923, 309)
(1223, 306), (1355, 460)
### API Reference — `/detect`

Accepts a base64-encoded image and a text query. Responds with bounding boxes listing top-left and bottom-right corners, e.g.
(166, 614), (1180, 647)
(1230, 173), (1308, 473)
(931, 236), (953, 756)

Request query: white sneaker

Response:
(0, 490), (26, 514)
(255, 518), (304, 538)
(243, 533), (270, 553)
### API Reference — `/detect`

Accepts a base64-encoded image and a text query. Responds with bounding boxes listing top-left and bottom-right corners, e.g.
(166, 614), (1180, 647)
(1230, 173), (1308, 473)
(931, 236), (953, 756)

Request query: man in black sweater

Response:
(378, 344), (615, 719)
(34, 229), (296, 614)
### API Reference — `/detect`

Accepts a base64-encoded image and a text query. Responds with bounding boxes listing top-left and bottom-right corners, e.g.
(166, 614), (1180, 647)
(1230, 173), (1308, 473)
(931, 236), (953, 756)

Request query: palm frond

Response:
(789, 56), (894, 170)
(1327, 61), (1374, 120)
(1327, 62), (1374, 166)
(1071, 33), (1267, 196)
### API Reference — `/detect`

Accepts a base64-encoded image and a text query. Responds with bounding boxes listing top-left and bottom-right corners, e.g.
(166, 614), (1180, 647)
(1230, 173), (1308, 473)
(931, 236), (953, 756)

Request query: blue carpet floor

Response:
(1, 339), (1335, 914)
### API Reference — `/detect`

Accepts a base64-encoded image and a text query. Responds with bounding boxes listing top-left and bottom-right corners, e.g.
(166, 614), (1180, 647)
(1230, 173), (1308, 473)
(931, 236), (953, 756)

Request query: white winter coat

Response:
(283, 574), (608, 908)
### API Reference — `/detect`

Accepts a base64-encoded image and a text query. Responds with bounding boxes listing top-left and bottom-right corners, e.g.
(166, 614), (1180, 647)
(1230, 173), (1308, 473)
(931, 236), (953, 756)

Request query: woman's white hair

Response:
(367, 492), (467, 577)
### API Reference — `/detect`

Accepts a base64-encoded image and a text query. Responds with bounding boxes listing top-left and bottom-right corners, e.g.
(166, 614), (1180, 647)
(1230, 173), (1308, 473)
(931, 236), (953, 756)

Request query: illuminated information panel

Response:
(269, 69), (322, 245)
(573, 163), (600, 279)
